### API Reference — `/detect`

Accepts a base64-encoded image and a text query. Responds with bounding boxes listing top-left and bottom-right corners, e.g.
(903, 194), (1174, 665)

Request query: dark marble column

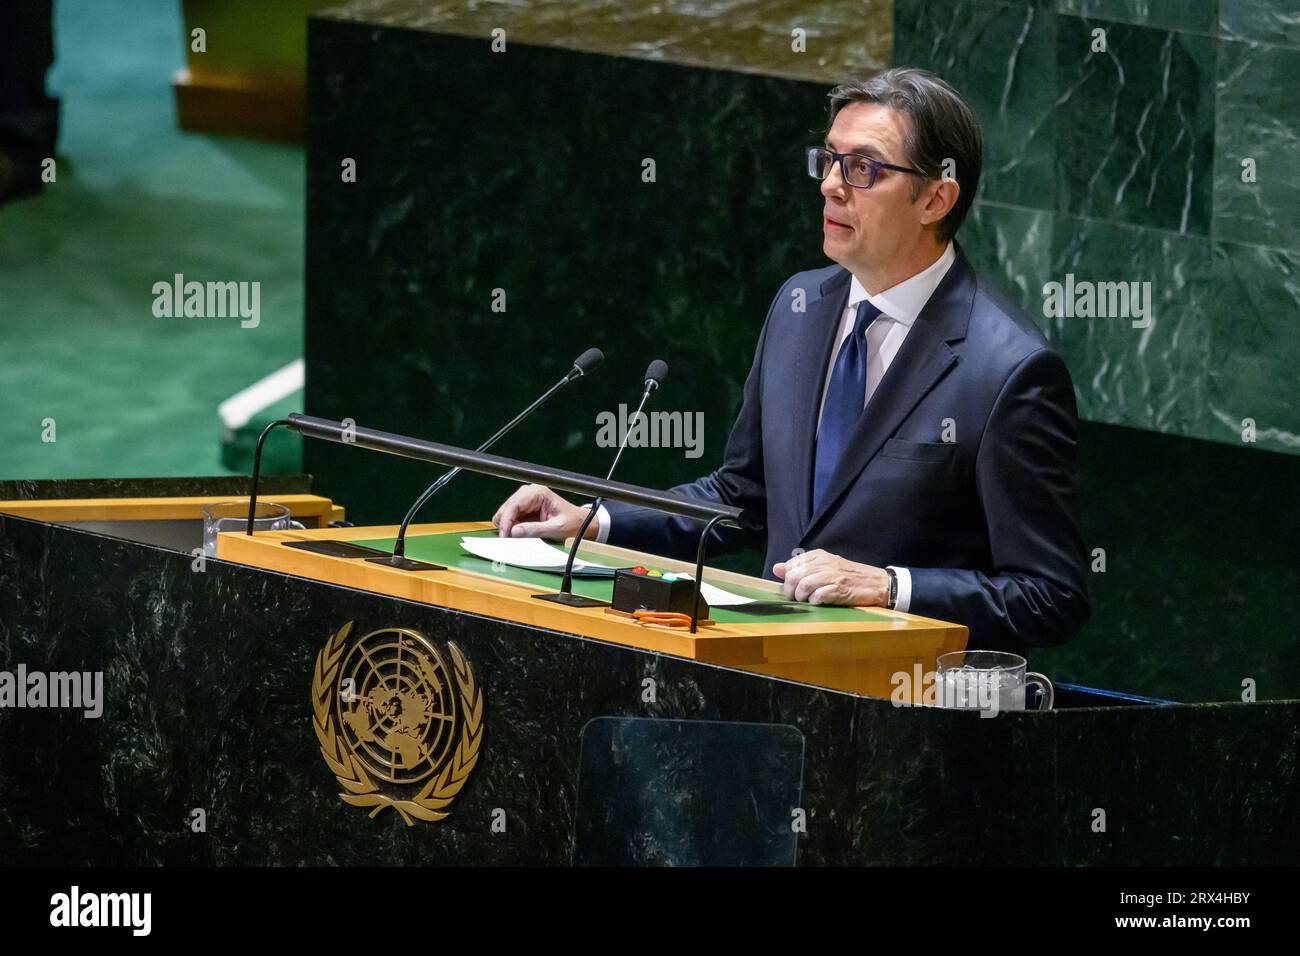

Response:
(303, 2), (888, 533)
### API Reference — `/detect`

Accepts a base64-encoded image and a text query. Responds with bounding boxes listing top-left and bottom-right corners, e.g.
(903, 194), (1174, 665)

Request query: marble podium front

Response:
(0, 479), (1295, 865)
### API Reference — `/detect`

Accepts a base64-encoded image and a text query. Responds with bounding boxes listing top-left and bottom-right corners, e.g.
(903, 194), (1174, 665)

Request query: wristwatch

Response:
(884, 567), (898, 609)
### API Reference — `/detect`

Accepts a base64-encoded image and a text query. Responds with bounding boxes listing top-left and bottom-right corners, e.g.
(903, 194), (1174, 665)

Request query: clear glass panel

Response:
(573, 716), (804, 866)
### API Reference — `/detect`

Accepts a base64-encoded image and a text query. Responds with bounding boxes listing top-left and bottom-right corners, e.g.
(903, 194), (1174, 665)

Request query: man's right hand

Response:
(492, 484), (597, 541)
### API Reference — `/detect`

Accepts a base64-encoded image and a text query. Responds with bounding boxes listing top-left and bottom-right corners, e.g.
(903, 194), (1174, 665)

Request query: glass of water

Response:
(202, 500), (304, 557)
(935, 650), (1054, 715)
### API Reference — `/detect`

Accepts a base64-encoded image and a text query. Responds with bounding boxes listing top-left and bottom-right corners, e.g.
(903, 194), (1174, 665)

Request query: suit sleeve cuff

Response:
(886, 565), (912, 613)
(594, 504), (612, 544)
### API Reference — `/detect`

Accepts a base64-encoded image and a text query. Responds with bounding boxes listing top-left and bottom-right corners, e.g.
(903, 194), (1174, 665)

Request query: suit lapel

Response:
(789, 269), (852, 534)
(800, 249), (976, 541)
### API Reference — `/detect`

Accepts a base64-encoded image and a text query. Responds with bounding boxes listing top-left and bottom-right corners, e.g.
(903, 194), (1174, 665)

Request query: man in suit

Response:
(494, 68), (1089, 653)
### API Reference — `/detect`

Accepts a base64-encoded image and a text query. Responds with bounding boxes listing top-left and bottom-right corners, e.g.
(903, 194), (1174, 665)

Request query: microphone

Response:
(534, 358), (669, 607)
(366, 347), (605, 570)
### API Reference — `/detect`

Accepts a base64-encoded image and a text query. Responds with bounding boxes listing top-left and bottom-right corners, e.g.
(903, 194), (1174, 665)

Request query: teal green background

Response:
(0, 0), (304, 480)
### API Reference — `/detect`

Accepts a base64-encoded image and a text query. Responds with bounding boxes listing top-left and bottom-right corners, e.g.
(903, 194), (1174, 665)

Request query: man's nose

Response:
(820, 161), (846, 199)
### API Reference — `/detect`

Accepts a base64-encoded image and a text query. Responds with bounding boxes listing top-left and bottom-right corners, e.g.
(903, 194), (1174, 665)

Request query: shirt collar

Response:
(847, 242), (956, 328)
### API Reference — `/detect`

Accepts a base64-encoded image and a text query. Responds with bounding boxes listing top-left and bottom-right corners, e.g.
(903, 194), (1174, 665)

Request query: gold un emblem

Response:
(312, 621), (483, 825)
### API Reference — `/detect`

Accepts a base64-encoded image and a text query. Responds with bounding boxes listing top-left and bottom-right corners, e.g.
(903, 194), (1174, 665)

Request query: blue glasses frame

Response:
(806, 147), (928, 189)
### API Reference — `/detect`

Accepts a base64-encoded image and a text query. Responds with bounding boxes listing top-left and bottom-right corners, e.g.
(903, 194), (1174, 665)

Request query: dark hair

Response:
(826, 68), (982, 242)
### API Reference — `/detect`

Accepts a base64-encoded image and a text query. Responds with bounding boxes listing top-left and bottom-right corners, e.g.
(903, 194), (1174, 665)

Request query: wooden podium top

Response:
(218, 520), (967, 700)
(0, 493), (342, 523)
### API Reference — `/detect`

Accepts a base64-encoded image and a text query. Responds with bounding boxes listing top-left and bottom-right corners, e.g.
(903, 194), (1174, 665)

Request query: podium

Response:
(2, 477), (1296, 866)
(215, 520), (967, 701)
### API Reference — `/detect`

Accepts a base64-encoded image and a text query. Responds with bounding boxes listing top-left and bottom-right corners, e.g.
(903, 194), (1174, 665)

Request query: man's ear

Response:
(919, 178), (960, 228)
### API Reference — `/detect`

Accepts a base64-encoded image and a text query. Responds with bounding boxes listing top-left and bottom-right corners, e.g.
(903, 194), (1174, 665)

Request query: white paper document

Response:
(695, 581), (763, 607)
(458, 536), (616, 572)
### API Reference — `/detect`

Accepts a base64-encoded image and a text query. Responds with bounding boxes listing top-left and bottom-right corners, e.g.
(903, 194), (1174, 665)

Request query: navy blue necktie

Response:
(813, 299), (882, 512)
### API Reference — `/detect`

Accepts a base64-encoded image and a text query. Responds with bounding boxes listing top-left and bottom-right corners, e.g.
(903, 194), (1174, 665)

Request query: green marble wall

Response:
(898, 0), (1300, 453)
(894, 0), (1300, 699)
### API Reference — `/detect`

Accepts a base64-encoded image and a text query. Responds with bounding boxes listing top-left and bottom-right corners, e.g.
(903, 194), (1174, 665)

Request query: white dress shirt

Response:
(595, 242), (957, 614)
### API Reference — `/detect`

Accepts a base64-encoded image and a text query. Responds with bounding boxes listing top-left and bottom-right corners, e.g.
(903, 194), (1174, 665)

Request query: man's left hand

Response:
(771, 549), (890, 606)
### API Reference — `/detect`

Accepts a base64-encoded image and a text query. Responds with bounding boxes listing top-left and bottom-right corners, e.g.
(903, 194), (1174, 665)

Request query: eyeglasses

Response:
(806, 147), (928, 189)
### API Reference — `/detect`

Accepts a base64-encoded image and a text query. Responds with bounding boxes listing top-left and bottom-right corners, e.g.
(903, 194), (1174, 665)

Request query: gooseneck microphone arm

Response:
(246, 418), (296, 534)
(386, 347), (603, 562)
(535, 359), (668, 608)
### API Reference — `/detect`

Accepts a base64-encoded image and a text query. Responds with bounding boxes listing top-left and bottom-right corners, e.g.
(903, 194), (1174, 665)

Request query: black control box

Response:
(611, 567), (709, 617)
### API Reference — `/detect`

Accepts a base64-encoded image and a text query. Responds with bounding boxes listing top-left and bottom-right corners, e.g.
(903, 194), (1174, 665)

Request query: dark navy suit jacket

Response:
(603, 245), (1091, 653)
